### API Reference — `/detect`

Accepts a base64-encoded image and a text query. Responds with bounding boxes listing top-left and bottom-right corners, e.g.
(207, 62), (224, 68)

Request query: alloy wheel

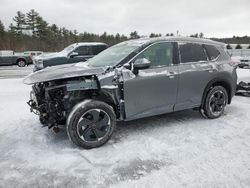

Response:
(76, 109), (111, 142)
(209, 90), (226, 115)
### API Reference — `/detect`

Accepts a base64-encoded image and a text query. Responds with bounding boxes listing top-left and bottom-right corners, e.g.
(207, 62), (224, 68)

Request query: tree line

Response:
(0, 10), (130, 52)
(0, 9), (250, 52)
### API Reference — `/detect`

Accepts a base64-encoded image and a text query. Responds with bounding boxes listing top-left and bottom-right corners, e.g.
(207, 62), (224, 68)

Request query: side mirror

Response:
(132, 58), (151, 74)
(70, 52), (79, 58)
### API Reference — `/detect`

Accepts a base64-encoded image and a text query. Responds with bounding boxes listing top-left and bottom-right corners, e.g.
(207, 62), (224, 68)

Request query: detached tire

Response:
(201, 86), (228, 119)
(66, 100), (116, 149)
(17, 59), (26, 67)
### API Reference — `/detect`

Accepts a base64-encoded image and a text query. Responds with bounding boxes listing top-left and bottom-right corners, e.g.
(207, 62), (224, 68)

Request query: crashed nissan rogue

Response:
(24, 37), (237, 149)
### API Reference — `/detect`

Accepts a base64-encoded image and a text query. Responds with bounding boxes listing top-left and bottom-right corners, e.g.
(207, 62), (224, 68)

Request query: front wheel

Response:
(200, 86), (228, 119)
(66, 100), (116, 149)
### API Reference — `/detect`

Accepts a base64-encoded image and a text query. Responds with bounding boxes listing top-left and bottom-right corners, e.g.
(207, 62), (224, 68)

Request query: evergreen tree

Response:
(150, 33), (156, 38)
(150, 33), (162, 38)
(13, 11), (26, 35)
(8, 23), (15, 33)
(26, 9), (39, 35)
(199, 32), (204, 38)
(0, 20), (5, 36)
(226, 44), (232, 49)
(130, 31), (140, 39)
(235, 44), (242, 49)
(190, 33), (199, 38)
(34, 16), (48, 39)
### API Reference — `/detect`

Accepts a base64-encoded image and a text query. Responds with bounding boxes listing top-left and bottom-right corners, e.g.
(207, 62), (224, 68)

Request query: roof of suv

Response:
(73, 42), (108, 46)
(126, 36), (225, 47)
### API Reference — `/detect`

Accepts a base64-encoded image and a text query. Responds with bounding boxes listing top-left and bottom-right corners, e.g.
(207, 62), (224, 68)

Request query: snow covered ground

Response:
(0, 65), (33, 79)
(0, 68), (250, 187)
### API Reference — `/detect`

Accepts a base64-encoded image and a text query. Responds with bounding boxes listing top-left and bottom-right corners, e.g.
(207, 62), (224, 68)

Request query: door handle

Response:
(205, 68), (216, 73)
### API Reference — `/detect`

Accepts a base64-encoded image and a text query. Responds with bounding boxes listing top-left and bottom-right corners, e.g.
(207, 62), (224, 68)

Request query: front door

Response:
(1, 55), (14, 65)
(68, 46), (94, 64)
(122, 42), (179, 120)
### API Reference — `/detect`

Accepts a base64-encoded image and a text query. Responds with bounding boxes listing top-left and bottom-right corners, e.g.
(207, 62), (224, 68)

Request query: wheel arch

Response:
(201, 77), (233, 107)
(93, 90), (120, 119)
(16, 58), (27, 65)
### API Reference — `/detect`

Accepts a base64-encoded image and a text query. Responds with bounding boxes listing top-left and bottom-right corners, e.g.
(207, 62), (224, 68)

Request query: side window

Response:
(179, 43), (207, 63)
(203, 45), (220, 61)
(92, 45), (107, 55)
(74, 46), (91, 56)
(135, 42), (173, 67)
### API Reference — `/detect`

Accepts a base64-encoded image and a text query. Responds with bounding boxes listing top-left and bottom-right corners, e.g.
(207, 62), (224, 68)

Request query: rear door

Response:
(175, 42), (218, 111)
(122, 42), (179, 120)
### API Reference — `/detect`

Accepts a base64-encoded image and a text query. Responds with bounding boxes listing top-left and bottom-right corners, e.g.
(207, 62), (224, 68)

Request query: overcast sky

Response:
(0, 0), (249, 38)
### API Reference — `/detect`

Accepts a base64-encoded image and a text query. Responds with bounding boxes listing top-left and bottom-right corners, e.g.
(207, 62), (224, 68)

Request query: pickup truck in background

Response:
(33, 42), (108, 71)
(0, 50), (33, 67)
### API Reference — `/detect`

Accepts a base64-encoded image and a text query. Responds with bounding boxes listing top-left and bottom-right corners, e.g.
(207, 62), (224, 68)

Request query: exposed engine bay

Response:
(27, 72), (124, 129)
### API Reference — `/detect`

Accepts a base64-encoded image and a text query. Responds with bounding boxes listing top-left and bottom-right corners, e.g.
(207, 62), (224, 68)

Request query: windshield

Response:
(83, 42), (140, 67)
(60, 44), (76, 54)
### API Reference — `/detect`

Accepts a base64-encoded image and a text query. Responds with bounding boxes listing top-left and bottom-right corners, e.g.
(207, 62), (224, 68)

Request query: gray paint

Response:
(122, 66), (179, 120)
(25, 37), (237, 123)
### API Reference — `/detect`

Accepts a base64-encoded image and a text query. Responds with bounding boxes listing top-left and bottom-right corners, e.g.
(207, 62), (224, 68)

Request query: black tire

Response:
(17, 59), (26, 67)
(200, 86), (228, 119)
(39, 116), (47, 125)
(66, 100), (116, 149)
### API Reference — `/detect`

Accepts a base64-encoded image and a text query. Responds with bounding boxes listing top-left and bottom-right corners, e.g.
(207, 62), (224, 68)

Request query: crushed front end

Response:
(27, 76), (99, 129)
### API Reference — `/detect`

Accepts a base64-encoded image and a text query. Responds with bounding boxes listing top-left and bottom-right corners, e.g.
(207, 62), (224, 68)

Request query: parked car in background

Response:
(25, 37), (237, 149)
(238, 57), (250, 68)
(33, 42), (108, 71)
(23, 51), (43, 60)
(0, 50), (33, 67)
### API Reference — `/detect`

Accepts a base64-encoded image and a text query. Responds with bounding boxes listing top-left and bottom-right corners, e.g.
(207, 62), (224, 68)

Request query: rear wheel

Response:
(17, 59), (26, 67)
(66, 100), (116, 149)
(200, 86), (228, 119)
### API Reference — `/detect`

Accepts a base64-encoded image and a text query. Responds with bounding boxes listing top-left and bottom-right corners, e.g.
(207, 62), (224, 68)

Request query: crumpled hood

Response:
(23, 63), (105, 85)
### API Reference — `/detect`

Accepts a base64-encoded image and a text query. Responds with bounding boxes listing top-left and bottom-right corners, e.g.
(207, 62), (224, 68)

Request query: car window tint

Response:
(204, 45), (220, 61)
(74, 46), (91, 56)
(136, 42), (173, 67)
(92, 45), (107, 55)
(179, 43), (207, 63)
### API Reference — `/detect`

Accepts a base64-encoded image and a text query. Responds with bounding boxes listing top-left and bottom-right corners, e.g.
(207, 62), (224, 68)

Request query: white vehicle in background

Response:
(23, 51), (43, 60)
(238, 57), (250, 68)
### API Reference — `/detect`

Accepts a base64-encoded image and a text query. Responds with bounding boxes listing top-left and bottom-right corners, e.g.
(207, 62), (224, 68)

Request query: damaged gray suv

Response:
(24, 37), (237, 149)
